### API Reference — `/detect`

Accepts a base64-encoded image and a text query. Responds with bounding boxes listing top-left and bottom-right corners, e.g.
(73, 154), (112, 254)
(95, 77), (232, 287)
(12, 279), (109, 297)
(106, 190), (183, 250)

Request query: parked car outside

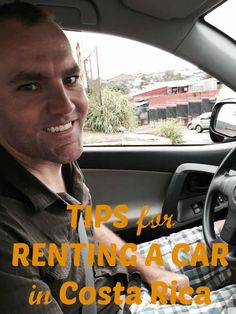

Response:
(188, 112), (212, 133)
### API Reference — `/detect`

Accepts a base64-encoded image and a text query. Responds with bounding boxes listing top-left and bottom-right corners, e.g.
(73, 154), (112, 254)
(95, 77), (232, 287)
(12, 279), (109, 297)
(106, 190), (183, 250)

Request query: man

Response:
(0, 2), (234, 314)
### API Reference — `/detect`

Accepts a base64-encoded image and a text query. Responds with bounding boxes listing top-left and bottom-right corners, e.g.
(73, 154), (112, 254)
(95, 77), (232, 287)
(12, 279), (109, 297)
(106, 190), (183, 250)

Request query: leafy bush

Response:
(156, 119), (183, 144)
(85, 88), (137, 133)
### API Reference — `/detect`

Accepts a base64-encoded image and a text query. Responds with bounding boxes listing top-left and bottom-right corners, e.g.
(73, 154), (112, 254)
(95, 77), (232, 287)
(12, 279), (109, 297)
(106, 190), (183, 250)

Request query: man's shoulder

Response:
(0, 195), (34, 240)
(0, 195), (31, 215)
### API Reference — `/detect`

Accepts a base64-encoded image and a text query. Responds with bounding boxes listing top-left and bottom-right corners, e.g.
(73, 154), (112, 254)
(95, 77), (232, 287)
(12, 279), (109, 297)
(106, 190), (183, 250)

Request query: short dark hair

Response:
(0, 1), (55, 26)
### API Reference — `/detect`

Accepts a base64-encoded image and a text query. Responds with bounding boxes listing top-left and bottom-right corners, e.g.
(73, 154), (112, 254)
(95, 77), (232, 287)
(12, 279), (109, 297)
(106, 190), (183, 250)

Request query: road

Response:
(84, 126), (213, 145)
(182, 129), (212, 144)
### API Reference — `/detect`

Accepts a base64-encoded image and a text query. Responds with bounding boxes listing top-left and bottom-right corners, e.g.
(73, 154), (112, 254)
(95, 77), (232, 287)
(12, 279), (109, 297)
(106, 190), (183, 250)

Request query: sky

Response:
(65, 31), (196, 80)
(65, 0), (236, 80)
(205, 0), (236, 39)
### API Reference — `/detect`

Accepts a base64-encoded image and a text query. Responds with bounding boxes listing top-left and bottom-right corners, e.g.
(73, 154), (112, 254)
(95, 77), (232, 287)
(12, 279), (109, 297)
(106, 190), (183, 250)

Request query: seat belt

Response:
(78, 213), (97, 314)
(59, 193), (97, 314)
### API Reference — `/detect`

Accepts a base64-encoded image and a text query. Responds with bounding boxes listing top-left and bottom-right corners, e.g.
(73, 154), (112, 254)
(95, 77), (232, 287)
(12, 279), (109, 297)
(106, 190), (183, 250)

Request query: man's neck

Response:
(27, 164), (67, 193)
(4, 146), (67, 193)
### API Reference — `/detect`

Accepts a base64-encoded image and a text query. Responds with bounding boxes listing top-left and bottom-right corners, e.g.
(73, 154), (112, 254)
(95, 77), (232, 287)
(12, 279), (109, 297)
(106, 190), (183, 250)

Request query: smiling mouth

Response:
(45, 121), (73, 133)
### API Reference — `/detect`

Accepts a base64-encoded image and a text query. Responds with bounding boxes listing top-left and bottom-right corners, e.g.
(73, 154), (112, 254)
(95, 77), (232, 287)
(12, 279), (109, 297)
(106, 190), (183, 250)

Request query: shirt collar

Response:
(0, 146), (80, 212)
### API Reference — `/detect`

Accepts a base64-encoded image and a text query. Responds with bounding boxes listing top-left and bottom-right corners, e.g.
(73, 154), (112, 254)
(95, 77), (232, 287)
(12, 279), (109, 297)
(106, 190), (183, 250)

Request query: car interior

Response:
(4, 0), (236, 250)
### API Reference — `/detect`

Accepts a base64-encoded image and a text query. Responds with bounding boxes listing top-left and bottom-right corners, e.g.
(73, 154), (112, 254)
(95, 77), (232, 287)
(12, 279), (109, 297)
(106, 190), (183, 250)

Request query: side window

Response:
(65, 31), (221, 146)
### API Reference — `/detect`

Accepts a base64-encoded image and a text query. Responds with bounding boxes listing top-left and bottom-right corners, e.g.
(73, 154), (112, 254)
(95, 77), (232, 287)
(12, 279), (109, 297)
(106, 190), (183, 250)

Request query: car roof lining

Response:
(16, 0), (224, 24)
(0, 0), (225, 51)
(121, 0), (221, 20)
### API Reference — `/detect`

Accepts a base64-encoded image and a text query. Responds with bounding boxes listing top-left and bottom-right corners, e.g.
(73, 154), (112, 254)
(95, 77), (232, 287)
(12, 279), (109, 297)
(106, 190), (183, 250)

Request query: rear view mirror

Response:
(210, 101), (236, 142)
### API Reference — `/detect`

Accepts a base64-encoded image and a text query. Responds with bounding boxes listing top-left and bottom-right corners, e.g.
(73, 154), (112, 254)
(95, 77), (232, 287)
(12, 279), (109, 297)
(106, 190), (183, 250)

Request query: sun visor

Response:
(17, 0), (98, 27)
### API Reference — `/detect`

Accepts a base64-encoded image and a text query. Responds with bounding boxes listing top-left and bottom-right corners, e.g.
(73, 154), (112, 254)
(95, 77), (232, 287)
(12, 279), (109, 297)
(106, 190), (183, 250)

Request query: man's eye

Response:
(18, 83), (38, 91)
(64, 76), (79, 86)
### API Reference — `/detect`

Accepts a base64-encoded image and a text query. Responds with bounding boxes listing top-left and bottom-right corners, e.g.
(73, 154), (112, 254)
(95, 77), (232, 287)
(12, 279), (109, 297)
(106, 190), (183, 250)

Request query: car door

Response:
(78, 141), (233, 244)
(200, 113), (211, 129)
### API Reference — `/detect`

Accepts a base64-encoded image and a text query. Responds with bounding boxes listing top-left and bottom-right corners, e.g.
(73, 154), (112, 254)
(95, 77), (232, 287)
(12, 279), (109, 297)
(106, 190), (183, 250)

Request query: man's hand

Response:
(139, 261), (192, 302)
(94, 222), (192, 303)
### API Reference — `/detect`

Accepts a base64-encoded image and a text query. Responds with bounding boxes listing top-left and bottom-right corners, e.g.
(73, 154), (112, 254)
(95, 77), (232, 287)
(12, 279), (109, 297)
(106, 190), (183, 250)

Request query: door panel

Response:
(79, 143), (234, 172)
(83, 169), (171, 243)
(78, 142), (235, 242)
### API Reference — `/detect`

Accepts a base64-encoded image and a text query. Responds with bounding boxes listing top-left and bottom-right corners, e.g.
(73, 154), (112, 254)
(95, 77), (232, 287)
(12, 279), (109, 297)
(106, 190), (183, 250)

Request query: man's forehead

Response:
(0, 29), (78, 82)
(0, 19), (67, 47)
(0, 20), (75, 67)
(0, 18), (79, 83)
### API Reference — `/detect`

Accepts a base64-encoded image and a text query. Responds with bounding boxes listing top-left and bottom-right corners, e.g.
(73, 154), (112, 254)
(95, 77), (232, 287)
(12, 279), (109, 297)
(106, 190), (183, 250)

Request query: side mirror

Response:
(210, 101), (236, 142)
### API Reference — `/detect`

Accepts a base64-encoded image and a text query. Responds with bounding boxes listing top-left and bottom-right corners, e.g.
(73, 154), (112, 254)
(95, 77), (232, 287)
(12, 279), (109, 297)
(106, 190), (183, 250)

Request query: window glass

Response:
(65, 31), (221, 146)
(205, 0), (236, 41)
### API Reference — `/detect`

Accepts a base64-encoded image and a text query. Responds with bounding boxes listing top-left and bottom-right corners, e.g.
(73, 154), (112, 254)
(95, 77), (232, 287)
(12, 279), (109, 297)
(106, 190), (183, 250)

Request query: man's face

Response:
(0, 20), (88, 165)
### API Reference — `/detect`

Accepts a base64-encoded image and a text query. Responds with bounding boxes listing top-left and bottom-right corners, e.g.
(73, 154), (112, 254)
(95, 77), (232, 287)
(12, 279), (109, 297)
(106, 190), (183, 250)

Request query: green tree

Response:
(156, 119), (183, 144)
(85, 88), (137, 133)
(160, 70), (187, 81)
(106, 82), (130, 94)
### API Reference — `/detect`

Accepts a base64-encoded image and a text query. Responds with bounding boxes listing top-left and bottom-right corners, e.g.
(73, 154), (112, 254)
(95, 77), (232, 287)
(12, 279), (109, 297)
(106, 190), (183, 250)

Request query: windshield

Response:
(205, 0), (236, 40)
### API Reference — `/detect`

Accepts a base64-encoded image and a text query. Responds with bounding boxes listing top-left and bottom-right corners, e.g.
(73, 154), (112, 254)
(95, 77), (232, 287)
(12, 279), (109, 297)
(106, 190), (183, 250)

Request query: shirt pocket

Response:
(43, 243), (72, 280)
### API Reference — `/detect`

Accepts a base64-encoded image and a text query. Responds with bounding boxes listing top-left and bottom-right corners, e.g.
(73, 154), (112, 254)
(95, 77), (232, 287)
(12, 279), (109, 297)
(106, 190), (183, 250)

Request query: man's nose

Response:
(47, 83), (75, 114)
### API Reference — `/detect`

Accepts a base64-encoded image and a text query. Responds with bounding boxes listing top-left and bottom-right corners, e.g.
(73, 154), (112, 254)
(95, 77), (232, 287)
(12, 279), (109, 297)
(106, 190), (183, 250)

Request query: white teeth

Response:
(46, 122), (72, 133)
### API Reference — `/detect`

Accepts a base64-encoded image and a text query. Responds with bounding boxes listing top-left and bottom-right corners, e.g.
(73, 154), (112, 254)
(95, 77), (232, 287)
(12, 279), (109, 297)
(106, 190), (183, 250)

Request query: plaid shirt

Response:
(129, 226), (236, 314)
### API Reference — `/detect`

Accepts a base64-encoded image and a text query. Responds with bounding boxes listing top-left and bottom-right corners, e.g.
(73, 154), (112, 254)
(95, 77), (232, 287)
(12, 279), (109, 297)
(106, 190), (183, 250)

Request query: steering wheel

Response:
(203, 146), (236, 268)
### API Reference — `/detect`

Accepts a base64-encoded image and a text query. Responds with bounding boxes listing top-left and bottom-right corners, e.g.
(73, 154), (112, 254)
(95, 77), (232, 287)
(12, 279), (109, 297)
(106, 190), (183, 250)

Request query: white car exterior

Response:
(190, 112), (212, 133)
